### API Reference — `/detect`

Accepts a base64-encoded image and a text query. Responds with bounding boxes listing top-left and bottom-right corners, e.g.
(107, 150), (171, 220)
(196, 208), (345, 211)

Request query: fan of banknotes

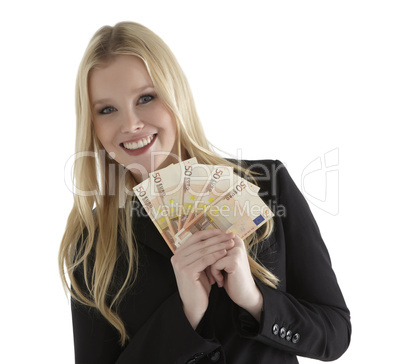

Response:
(133, 157), (274, 253)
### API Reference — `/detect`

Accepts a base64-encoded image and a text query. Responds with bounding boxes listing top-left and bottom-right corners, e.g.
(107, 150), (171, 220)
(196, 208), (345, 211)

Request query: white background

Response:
(1, 1), (401, 363)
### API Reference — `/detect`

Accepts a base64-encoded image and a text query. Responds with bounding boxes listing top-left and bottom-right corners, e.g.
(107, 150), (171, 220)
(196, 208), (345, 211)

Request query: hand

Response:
(171, 229), (235, 329)
(210, 234), (263, 322)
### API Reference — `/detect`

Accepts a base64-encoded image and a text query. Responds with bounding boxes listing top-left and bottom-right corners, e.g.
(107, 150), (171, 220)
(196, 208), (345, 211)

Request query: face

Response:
(89, 55), (179, 182)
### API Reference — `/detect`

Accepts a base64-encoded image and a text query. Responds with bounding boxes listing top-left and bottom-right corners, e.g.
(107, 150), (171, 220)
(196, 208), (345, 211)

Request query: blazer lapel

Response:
(131, 198), (173, 259)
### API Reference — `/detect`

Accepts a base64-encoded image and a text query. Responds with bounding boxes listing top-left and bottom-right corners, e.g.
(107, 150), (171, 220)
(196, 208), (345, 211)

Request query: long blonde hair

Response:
(59, 21), (278, 345)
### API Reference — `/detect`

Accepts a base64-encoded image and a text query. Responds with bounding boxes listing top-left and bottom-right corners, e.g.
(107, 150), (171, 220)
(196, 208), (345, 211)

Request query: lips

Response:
(121, 134), (156, 150)
(119, 134), (157, 156)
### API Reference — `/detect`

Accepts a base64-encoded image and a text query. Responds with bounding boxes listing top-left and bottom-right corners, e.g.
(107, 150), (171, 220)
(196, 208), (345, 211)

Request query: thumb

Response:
(210, 256), (230, 287)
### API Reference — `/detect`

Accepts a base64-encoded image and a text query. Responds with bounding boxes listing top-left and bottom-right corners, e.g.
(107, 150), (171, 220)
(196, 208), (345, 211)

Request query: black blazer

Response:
(71, 160), (351, 364)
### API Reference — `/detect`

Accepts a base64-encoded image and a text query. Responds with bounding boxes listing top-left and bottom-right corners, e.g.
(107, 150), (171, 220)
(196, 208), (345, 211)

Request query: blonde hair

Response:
(59, 21), (278, 346)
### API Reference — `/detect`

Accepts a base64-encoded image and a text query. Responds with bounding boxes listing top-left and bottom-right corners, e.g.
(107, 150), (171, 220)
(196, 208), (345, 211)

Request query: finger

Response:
(184, 229), (225, 245)
(210, 256), (230, 287)
(183, 248), (229, 276)
(177, 231), (234, 258)
(211, 268), (224, 287)
(224, 231), (236, 240)
(172, 245), (227, 275)
(205, 266), (216, 285)
(192, 238), (234, 283)
(231, 234), (244, 248)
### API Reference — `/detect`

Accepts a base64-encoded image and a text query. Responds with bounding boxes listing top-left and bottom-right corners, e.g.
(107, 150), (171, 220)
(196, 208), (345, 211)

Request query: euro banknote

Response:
(133, 159), (274, 252)
(174, 175), (274, 247)
(133, 158), (197, 252)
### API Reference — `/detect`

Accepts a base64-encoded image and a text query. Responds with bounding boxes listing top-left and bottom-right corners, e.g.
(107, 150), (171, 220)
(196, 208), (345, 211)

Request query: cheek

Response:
(152, 102), (176, 130)
(93, 121), (113, 145)
(92, 127), (111, 154)
(159, 111), (177, 138)
(93, 123), (104, 145)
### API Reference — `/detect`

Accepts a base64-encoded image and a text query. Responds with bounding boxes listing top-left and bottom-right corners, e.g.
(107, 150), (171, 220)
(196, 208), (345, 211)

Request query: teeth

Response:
(123, 135), (154, 150)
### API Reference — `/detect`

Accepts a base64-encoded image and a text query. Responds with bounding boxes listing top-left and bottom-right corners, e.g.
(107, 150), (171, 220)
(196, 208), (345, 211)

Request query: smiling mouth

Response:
(121, 134), (156, 150)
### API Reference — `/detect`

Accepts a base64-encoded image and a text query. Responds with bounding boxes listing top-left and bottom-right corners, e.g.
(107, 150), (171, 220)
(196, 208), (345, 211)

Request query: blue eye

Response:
(99, 106), (116, 115)
(139, 95), (154, 104)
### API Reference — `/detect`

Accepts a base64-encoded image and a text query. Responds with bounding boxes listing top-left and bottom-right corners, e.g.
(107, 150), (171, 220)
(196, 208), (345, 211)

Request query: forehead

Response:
(89, 55), (153, 98)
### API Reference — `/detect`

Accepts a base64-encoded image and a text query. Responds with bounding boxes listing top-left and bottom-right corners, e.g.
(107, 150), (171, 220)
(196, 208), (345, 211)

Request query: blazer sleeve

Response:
(114, 292), (221, 364)
(233, 160), (351, 361)
(71, 274), (221, 364)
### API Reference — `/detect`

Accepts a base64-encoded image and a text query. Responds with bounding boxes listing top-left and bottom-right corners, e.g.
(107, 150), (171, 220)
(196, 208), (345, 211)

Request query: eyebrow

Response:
(91, 85), (155, 108)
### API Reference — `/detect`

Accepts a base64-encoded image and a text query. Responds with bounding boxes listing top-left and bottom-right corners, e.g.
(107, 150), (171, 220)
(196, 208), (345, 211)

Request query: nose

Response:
(120, 109), (144, 133)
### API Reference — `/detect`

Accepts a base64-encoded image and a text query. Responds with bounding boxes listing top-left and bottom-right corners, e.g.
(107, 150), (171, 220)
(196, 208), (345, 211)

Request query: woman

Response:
(59, 21), (351, 363)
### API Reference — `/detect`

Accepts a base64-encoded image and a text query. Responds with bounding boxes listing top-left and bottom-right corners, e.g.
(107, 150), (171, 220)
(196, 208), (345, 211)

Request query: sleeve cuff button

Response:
(207, 349), (221, 362)
(292, 333), (300, 344)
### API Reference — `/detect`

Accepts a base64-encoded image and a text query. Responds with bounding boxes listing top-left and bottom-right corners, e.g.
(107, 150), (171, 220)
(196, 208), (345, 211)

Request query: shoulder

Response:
(229, 158), (288, 180)
(238, 159), (315, 227)
(230, 159), (294, 200)
(242, 158), (288, 177)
